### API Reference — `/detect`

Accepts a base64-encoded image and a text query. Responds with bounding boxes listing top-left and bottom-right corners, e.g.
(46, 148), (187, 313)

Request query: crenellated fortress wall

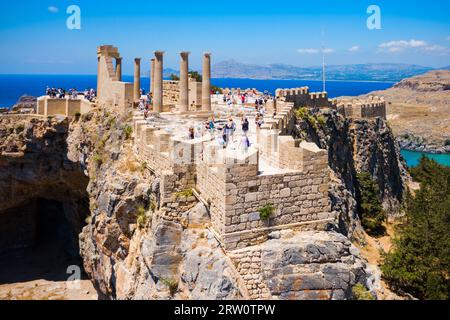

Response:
(276, 86), (387, 120)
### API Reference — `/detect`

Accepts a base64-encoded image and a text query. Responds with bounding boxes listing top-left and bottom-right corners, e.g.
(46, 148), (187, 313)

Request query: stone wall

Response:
(36, 97), (94, 117)
(162, 78), (203, 110)
(228, 247), (269, 300)
(336, 97), (387, 120)
(276, 87), (336, 109)
(191, 127), (333, 250)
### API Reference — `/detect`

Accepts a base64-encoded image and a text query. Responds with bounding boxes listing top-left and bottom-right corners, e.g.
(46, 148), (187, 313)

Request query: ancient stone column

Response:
(179, 52), (190, 112)
(134, 58), (141, 102)
(150, 58), (155, 94)
(115, 57), (122, 81)
(202, 52), (212, 111)
(153, 51), (164, 113)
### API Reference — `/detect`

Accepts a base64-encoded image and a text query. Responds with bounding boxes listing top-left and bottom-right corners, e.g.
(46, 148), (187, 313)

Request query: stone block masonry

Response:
(97, 45), (134, 108)
(36, 96), (93, 117)
(276, 86), (387, 120)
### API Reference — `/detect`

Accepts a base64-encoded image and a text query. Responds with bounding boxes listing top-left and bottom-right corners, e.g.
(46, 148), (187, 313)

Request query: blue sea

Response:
(1, 74), (448, 167)
(0, 74), (394, 109)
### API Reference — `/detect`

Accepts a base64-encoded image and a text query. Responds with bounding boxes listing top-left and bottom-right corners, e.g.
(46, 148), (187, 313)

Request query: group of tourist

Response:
(185, 116), (251, 153)
(139, 93), (153, 119)
(45, 87), (96, 102)
(46, 87), (67, 99)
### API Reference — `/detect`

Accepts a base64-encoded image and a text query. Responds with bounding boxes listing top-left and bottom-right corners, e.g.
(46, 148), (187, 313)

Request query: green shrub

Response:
(92, 153), (103, 166)
(259, 204), (275, 220)
(161, 278), (179, 296)
(316, 115), (326, 127)
(136, 206), (147, 229)
(170, 74), (180, 81)
(150, 201), (157, 212)
(356, 172), (386, 236)
(307, 115), (318, 130)
(295, 107), (309, 120)
(352, 283), (375, 300)
(175, 189), (194, 198)
(123, 125), (133, 140)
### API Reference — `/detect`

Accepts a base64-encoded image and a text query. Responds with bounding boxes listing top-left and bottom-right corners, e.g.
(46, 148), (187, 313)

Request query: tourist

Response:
(188, 127), (195, 140)
(138, 100), (145, 111)
(71, 89), (78, 100)
(260, 105), (266, 116)
(208, 117), (215, 135)
(239, 133), (251, 153)
(242, 117), (249, 134)
(222, 121), (234, 147)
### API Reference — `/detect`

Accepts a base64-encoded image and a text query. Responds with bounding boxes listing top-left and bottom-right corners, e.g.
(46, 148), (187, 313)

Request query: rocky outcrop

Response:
(0, 115), (88, 255)
(294, 110), (409, 239)
(11, 96), (37, 114)
(261, 231), (376, 300)
(393, 70), (450, 92)
(1, 105), (396, 300)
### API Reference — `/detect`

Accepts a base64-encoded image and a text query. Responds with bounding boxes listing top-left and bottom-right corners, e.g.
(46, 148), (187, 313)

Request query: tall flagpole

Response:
(322, 28), (326, 93)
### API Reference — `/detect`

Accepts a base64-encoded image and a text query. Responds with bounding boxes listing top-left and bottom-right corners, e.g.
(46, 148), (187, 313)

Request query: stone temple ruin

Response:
(26, 45), (389, 299)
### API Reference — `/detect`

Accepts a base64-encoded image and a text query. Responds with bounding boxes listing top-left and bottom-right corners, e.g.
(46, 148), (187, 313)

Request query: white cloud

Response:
(297, 48), (334, 54)
(379, 39), (428, 53)
(447, 36), (450, 41)
(349, 46), (360, 52)
(297, 48), (319, 54)
(48, 6), (59, 13)
(378, 39), (448, 55)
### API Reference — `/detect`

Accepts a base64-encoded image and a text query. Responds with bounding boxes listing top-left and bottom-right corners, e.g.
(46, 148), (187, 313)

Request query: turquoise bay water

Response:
(401, 150), (450, 168)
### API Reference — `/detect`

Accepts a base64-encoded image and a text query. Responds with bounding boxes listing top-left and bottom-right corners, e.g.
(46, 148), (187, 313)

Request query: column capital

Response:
(116, 57), (123, 62)
(154, 51), (165, 58)
(134, 58), (141, 62)
(203, 52), (212, 57)
(180, 51), (191, 57)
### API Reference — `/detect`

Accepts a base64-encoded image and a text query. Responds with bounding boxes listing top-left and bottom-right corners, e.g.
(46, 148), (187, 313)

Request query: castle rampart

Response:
(336, 96), (387, 120)
(276, 86), (387, 120)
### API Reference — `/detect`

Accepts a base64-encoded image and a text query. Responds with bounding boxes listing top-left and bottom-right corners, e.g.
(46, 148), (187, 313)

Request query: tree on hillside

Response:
(170, 74), (180, 81)
(356, 172), (386, 236)
(382, 157), (450, 300)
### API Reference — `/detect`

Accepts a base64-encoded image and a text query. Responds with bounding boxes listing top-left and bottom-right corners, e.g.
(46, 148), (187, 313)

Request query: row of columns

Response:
(128, 52), (212, 112)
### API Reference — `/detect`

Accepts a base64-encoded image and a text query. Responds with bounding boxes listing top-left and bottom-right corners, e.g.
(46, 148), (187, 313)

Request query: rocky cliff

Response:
(294, 109), (409, 239)
(0, 105), (405, 300)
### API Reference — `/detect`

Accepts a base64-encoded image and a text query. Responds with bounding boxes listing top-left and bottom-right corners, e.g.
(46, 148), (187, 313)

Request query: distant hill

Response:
(211, 60), (435, 82)
(355, 70), (450, 153)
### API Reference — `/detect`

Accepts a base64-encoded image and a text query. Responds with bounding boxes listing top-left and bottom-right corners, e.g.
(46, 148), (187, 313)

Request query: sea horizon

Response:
(0, 74), (394, 109)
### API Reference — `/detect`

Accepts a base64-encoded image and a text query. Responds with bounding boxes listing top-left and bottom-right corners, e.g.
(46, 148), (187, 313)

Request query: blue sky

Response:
(0, 0), (449, 74)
